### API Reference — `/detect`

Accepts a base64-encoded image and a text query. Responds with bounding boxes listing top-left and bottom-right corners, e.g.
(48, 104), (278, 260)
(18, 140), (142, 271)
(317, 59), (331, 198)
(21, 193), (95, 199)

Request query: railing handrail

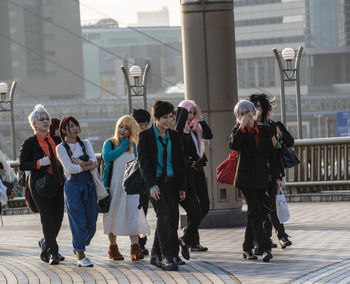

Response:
(294, 137), (350, 146)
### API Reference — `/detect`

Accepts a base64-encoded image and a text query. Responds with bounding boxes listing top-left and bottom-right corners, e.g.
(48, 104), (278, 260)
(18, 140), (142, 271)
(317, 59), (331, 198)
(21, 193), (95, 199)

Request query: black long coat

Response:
(229, 123), (280, 190)
(19, 135), (62, 191)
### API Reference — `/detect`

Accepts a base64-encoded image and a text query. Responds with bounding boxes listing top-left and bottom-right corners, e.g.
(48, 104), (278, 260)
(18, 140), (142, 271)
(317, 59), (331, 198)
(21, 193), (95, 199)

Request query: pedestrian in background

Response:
(56, 116), (98, 267)
(50, 117), (61, 139)
(19, 104), (65, 265)
(131, 108), (151, 256)
(229, 100), (281, 262)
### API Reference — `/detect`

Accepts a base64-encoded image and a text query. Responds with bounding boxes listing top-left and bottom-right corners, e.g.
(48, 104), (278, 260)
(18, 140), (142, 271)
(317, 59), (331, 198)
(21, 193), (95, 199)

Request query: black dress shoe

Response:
(242, 250), (257, 260)
(253, 247), (262, 256)
(40, 253), (50, 263)
(49, 253), (60, 265)
(270, 239), (278, 248)
(191, 244), (208, 252)
(57, 253), (65, 261)
(279, 236), (292, 249)
(141, 247), (149, 256)
(150, 255), (162, 268)
(161, 257), (178, 271)
(262, 250), (273, 262)
(173, 256), (186, 265)
(179, 237), (190, 260)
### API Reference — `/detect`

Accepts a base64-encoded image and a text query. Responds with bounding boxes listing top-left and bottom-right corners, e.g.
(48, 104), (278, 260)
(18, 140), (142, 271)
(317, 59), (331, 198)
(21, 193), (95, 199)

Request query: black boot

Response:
(38, 238), (49, 263)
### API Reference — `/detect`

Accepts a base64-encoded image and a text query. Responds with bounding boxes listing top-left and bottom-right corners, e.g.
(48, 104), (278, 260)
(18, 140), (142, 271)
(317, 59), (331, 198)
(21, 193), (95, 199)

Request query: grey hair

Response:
(234, 99), (256, 119)
(28, 104), (51, 132)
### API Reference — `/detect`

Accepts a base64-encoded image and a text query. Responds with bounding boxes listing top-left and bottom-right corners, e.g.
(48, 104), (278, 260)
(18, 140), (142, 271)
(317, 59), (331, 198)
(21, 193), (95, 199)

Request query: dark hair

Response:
(59, 116), (87, 158)
(131, 108), (151, 124)
(59, 116), (80, 141)
(50, 117), (61, 137)
(248, 93), (272, 122)
(151, 100), (174, 120)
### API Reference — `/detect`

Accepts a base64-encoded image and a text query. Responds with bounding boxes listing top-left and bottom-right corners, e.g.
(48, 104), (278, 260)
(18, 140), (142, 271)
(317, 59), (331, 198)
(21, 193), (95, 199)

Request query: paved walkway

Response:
(1, 202), (350, 283)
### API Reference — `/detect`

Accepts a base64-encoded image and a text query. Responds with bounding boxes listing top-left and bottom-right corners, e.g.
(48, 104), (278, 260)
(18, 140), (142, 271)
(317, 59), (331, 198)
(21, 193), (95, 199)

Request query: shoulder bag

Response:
(280, 143), (300, 168)
(122, 159), (146, 195)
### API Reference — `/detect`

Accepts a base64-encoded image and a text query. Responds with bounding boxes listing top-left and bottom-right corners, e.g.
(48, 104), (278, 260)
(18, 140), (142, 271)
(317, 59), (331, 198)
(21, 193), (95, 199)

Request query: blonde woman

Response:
(102, 115), (150, 261)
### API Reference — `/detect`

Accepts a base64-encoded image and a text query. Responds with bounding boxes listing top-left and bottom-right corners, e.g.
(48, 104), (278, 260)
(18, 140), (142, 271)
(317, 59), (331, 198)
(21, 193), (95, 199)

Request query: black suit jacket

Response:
(137, 125), (186, 192)
(19, 135), (62, 191)
(229, 123), (280, 190)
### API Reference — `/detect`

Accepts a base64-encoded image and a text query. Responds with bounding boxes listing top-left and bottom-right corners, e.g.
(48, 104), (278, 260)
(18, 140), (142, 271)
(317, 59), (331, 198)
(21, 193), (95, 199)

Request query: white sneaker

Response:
(77, 257), (93, 267)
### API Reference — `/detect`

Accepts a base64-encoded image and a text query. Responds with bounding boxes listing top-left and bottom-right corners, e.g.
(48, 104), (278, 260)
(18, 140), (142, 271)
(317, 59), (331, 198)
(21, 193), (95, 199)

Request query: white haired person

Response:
(56, 116), (98, 267)
(19, 104), (65, 265)
(229, 100), (281, 262)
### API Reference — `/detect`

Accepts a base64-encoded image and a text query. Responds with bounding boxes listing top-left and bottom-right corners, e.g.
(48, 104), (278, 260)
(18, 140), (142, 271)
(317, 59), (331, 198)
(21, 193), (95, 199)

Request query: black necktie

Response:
(44, 137), (59, 180)
(158, 136), (168, 178)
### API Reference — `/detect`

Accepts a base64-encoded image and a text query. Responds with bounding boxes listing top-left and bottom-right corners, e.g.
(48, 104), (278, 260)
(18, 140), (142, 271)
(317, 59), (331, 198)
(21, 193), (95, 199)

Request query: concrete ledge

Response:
(181, 209), (247, 229)
(2, 207), (34, 215)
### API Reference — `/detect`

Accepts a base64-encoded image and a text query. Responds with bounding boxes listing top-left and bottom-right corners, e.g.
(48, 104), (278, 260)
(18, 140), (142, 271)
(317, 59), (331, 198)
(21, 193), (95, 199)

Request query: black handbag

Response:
(123, 159), (146, 195)
(35, 173), (60, 198)
(280, 143), (300, 168)
(98, 140), (114, 213)
(98, 188), (110, 213)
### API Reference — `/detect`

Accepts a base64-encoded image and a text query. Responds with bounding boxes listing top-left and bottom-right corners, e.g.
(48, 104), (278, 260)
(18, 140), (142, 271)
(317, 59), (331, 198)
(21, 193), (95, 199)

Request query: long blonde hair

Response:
(110, 115), (140, 152)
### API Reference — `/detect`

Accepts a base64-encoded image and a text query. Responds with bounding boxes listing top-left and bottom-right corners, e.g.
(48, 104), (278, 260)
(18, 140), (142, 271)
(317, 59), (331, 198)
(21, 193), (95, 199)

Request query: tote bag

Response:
(90, 168), (109, 201)
(216, 151), (239, 185)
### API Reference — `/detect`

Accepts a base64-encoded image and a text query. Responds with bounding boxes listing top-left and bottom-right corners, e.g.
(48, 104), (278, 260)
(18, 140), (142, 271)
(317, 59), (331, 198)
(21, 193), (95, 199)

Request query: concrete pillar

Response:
(181, 0), (245, 227)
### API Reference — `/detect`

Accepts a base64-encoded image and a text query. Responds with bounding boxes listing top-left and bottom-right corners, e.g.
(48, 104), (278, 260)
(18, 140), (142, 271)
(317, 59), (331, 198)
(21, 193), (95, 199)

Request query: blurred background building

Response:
(1, 0), (350, 158)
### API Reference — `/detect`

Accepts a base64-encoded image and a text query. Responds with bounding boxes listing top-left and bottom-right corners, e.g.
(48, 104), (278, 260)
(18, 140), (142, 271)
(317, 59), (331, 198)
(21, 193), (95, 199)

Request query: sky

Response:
(79, 0), (181, 27)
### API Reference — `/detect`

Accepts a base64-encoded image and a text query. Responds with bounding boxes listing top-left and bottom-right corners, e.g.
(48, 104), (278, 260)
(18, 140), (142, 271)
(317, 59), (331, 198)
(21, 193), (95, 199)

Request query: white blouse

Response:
(56, 139), (96, 181)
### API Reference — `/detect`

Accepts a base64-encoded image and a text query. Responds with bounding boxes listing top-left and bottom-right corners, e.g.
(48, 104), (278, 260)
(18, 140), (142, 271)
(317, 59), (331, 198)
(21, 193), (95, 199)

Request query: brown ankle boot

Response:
(130, 243), (144, 261)
(108, 244), (124, 260)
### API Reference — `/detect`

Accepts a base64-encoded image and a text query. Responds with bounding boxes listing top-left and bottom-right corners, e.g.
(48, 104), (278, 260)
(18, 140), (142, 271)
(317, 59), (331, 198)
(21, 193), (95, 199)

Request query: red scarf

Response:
(246, 123), (259, 147)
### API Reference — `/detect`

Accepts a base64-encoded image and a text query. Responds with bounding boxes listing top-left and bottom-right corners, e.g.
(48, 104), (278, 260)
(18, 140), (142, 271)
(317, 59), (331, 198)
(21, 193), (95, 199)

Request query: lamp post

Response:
(121, 64), (150, 113)
(273, 46), (304, 138)
(0, 81), (17, 160)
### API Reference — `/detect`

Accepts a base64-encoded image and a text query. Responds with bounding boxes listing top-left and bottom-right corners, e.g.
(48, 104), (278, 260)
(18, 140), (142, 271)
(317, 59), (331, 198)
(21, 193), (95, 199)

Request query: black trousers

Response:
(240, 187), (270, 252)
(139, 192), (149, 247)
(149, 179), (179, 258)
(263, 197), (287, 240)
(191, 168), (210, 246)
(175, 188), (202, 255)
(31, 187), (64, 254)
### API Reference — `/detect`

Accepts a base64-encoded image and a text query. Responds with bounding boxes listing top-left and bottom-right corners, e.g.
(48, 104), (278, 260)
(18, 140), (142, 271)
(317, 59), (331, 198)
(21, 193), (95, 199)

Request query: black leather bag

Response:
(98, 140), (114, 213)
(123, 159), (146, 195)
(35, 174), (60, 199)
(280, 144), (300, 168)
(98, 188), (110, 213)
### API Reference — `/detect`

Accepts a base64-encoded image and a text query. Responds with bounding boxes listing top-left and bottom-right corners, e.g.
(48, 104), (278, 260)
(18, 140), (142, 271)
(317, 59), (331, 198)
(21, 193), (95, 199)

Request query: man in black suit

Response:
(137, 100), (188, 271)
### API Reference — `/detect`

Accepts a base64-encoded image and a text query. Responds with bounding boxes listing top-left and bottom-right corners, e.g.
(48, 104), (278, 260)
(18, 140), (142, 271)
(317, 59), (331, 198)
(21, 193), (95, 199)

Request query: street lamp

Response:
(121, 64), (150, 113)
(0, 81), (17, 160)
(273, 46), (304, 139)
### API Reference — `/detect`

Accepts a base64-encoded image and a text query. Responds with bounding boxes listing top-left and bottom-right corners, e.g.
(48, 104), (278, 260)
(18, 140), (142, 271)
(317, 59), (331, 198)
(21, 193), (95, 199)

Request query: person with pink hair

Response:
(176, 99), (213, 253)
